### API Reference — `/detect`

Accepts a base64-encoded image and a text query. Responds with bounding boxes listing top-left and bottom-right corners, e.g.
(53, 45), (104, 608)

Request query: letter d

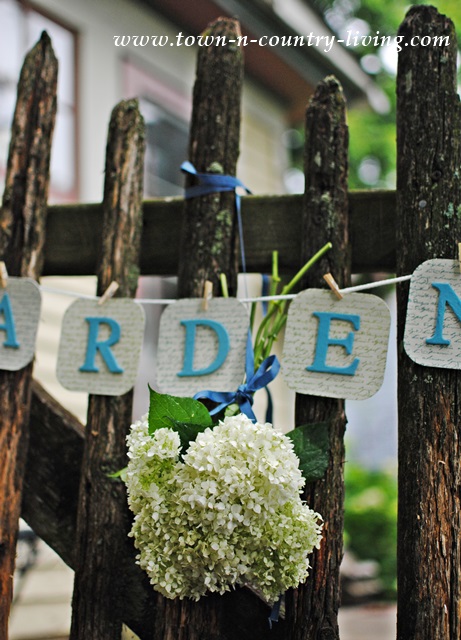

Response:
(177, 319), (230, 377)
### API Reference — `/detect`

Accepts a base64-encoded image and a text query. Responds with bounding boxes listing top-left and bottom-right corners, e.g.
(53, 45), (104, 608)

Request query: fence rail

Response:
(42, 190), (396, 277)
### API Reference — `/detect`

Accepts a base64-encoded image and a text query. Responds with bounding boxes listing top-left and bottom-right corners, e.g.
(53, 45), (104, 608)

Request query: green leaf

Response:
(107, 467), (127, 482)
(148, 386), (212, 436)
(286, 422), (330, 483)
(167, 419), (211, 456)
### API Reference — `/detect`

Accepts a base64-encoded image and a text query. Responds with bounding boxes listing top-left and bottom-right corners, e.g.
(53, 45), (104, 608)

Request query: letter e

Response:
(307, 311), (360, 376)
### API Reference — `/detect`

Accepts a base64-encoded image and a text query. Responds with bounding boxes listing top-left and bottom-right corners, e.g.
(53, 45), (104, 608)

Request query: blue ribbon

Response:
(181, 161), (251, 275)
(183, 162), (277, 421)
(268, 594), (283, 629)
(193, 331), (279, 423)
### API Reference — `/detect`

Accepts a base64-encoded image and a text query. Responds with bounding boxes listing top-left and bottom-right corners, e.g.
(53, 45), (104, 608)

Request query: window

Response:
(123, 59), (190, 197)
(140, 97), (188, 197)
(0, 0), (78, 202)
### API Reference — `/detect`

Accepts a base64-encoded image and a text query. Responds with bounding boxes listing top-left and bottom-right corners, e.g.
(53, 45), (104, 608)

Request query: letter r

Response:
(307, 311), (360, 376)
(79, 317), (124, 374)
(177, 319), (230, 377)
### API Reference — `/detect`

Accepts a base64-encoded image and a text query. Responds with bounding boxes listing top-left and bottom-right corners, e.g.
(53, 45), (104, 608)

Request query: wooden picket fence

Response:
(0, 4), (460, 640)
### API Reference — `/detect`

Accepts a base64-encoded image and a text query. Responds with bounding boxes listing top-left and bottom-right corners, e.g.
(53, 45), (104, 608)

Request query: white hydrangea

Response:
(125, 413), (323, 602)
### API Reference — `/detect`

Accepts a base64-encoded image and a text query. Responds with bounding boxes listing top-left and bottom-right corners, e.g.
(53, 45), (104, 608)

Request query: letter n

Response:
(79, 317), (124, 373)
(177, 319), (230, 377)
(426, 282), (461, 345)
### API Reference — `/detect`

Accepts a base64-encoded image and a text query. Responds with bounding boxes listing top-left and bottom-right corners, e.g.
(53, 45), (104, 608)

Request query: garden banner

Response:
(1, 258), (461, 398)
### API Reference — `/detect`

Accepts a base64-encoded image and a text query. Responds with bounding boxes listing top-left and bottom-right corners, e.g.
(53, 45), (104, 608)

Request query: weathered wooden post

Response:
(69, 99), (145, 639)
(396, 6), (461, 640)
(152, 18), (245, 640)
(285, 76), (349, 640)
(0, 32), (57, 636)
(177, 18), (243, 300)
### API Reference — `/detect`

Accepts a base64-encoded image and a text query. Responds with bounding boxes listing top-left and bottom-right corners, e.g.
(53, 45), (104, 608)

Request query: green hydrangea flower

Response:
(125, 413), (323, 602)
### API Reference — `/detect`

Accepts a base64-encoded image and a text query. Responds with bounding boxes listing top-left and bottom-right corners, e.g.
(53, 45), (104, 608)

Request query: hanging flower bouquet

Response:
(124, 243), (332, 603)
(126, 404), (323, 602)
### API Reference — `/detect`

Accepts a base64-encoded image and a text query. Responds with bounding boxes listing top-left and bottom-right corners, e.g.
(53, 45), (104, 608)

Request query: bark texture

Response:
(396, 6), (461, 639)
(69, 100), (145, 640)
(177, 18), (243, 298)
(153, 17), (285, 640)
(0, 32), (57, 636)
(285, 77), (349, 640)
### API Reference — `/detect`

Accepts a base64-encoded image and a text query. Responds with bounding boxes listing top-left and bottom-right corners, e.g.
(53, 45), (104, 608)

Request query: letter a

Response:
(0, 293), (20, 349)
(79, 317), (124, 374)
(426, 282), (461, 346)
(177, 319), (230, 377)
(307, 311), (360, 376)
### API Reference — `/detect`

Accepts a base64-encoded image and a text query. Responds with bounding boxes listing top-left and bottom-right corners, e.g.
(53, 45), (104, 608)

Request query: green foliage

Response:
(344, 464), (397, 598)
(308, 0), (461, 189)
(147, 388), (330, 483)
(286, 422), (330, 483)
(148, 386), (212, 434)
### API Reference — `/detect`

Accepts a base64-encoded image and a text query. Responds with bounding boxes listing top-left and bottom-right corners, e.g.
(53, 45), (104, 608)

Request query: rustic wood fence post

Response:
(396, 6), (461, 639)
(69, 99), (145, 640)
(0, 32), (57, 636)
(177, 18), (243, 300)
(152, 18), (247, 640)
(285, 76), (349, 640)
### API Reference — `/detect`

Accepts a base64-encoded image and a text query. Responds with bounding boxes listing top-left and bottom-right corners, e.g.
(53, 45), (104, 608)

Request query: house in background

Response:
(0, 0), (383, 201)
(0, 0), (384, 424)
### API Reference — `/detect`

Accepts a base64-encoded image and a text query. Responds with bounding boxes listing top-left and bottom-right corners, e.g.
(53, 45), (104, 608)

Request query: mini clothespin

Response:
(0, 262), (8, 289)
(202, 280), (213, 311)
(98, 280), (119, 305)
(323, 272), (343, 300)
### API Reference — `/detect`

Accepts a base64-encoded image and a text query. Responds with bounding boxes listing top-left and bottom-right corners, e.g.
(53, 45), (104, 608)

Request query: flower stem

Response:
(252, 242), (332, 369)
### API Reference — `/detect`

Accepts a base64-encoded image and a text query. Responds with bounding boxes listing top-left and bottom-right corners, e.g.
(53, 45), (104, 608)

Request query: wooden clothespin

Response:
(323, 272), (343, 300)
(0, 262), (8, 289)
(202, 280), (213, 311)
(98, 280), (119, 305)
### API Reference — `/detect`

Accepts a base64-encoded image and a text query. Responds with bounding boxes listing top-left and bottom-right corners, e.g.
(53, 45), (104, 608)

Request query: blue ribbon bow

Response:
(193, 332), (280, 423)
(181, 161), (251, 274)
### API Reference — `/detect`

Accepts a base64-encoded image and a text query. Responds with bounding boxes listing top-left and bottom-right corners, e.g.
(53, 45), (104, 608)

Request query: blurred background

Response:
(2, 0), (461, 637)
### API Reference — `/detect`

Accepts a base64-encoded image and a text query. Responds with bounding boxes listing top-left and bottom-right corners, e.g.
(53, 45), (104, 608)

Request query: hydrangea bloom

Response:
(125, 413), (323, 602)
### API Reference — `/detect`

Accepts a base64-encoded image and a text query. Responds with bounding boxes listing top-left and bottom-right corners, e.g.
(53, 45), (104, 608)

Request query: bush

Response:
(344, 464), (397, 599)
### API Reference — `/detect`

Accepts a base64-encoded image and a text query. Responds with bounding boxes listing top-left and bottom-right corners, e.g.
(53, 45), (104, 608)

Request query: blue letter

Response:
(177, 319), (230, 377)
(426, 282), (461, 346)
(79, 317), (124, 374)
(307, 312), (360, 376)
(0, 293), (20, 349)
